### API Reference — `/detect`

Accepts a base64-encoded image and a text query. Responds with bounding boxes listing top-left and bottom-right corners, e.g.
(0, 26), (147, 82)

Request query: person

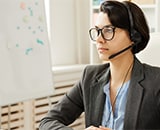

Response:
(39, 0), (160, 130)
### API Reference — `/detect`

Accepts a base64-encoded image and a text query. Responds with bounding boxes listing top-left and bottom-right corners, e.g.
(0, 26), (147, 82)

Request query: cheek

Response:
(110, 31), (131, 51)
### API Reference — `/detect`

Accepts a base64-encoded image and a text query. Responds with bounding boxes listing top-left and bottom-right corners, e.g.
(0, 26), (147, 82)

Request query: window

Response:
(45, 0), (90, 66)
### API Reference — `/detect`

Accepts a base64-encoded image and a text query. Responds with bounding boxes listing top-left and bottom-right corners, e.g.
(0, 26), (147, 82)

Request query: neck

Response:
(109, 54), (134, 88)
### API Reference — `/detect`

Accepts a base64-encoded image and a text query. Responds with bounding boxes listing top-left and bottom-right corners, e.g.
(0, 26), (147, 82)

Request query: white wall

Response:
(137, 33), (160, 66)
(49, 0), (90, 66)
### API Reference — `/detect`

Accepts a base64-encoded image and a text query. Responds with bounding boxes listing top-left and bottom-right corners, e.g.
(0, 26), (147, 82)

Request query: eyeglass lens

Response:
(89, 26), (115, 41)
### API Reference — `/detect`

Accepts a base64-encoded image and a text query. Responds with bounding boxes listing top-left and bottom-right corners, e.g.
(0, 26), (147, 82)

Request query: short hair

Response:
(100, 0), (150, 54)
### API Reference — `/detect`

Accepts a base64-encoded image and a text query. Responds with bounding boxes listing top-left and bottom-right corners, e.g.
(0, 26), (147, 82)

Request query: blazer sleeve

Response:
(39, 69), (85, 130)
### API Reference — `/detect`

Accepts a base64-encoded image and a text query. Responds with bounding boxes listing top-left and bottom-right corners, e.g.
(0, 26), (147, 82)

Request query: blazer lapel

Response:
(89, 67), (110, 126)
(124, 58), (144, 129)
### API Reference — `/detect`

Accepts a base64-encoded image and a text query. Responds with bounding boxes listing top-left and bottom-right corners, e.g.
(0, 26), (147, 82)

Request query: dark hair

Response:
(100, 0), (150, 54)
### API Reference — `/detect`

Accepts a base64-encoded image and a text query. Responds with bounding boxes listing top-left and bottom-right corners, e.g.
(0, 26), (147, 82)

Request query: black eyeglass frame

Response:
(89, 25), (116, 41)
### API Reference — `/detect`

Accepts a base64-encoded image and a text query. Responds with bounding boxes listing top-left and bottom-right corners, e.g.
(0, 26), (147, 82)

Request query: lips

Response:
(98, 47), (109, 53)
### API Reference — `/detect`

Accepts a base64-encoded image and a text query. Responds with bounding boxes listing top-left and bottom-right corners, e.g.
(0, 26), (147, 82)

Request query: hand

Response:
(85, 125), (111, 130)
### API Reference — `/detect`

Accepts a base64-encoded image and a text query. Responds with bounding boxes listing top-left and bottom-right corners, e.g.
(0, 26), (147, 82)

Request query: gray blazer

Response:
(39, 58), (160, 130)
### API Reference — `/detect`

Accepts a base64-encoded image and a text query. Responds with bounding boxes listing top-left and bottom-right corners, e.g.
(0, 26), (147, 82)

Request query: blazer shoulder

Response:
(134, 58), (160, 77)
(81, 63), (110, 82)
(143, 63), (160, 76)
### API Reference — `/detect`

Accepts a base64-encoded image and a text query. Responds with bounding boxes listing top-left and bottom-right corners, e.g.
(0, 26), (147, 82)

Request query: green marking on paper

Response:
(28, 26), (31, 30)
(37, 39), (44, 45)
(16, 44), (19, 47)
(25, 48), (33, 55)
(35, 2), (38, 6)
(28, 7), (33, 16)
(17, 26), (20, 30)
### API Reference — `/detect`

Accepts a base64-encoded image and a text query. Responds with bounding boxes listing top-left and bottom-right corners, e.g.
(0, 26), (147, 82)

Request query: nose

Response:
(96, 33), (106, 44)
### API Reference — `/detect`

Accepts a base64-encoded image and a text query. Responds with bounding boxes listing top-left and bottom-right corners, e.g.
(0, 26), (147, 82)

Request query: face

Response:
(94, 12), (132, 61)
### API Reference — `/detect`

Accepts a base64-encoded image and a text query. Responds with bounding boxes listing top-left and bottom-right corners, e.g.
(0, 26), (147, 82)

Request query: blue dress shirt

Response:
(101, 80), (130, 130)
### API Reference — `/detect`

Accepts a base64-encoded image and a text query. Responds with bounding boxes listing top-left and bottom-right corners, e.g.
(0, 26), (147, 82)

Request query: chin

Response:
(99, 55), (109, 61)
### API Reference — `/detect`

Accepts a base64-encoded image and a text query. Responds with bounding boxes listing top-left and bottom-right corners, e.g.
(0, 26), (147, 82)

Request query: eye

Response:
(103, 27), (114, 34)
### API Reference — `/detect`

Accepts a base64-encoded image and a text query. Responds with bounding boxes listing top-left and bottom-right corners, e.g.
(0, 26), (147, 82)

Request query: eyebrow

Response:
(95, 25), (114, 29)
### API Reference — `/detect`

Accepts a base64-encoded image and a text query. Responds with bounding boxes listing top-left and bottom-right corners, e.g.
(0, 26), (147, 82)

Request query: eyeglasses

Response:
(89, 25), (116, 41)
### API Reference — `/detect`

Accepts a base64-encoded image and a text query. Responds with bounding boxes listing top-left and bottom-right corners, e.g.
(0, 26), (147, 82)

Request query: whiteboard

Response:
(0, 0), (53, 106)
